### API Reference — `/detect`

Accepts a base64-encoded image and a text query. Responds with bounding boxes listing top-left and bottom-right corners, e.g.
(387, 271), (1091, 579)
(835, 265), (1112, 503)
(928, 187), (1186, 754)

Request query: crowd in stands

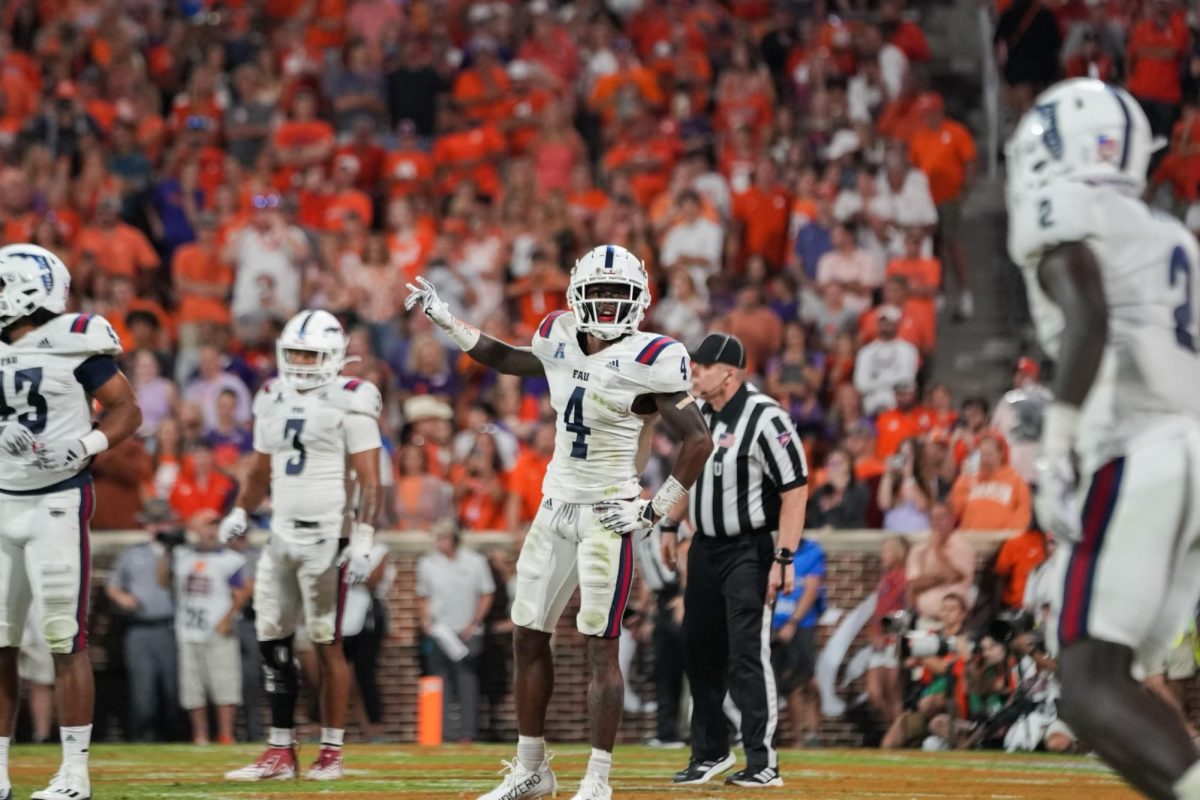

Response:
(4, 0), (1198, 753)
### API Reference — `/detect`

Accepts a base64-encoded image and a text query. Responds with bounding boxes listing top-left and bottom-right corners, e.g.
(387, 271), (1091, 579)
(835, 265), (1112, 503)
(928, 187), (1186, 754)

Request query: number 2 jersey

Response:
(530, 311), (691, 504)
(0, 312), (121, 493)
(251, 375), (382, 540)
(1008, 179), (1200, 472)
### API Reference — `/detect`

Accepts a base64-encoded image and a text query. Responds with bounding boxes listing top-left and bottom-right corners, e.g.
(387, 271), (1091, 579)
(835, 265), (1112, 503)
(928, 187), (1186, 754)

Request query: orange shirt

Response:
(858, 301), (935, 354)
(3, 213), (35, 245)
(1127, 15), (1189, 104)
(994, 529), (1047, 608)
(452, 65), (512, 123)
(274, 119), (335, 155)
(877, 97), (922, 144)
(603, 138), (678, 207)
(305, 0), (347, 50)
(508, 449), (551, 524)
(110, 298), (175, 349)
(74, 223), (160, 278)
(511, 277), (569, 336)
(388, 225), (436, 284)
(432, 123), (506, 196)
(172, 243), (233, 326)
(716, 90), (773, 138)
(506, 88), (553, 155)
(732, 186), (792, 268)
(0, 69), (34, 123)
(170, 470), (236, 521)
(589, 67), (664, 124)
(383, 149), (435, 198)
(323, 188), (373, 231)
(909, 120), (977, 205)
(949, 465), (1031, 531)
(875, 406), (935, 459)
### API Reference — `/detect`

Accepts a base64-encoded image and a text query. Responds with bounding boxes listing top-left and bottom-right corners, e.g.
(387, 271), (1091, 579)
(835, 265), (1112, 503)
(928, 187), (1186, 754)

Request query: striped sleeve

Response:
(755, 407), (808, 491)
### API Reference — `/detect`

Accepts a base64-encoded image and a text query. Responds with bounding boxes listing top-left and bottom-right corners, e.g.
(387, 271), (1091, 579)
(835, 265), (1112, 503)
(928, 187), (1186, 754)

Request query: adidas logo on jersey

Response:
(36, 338), (52, 348)
(605, 359), (620, 371)
(542, 498), (553, 510)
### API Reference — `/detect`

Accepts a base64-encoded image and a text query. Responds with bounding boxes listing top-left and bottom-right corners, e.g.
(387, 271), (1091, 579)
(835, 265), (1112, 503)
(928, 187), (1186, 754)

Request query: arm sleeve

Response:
(228, 566), (246, 589)
(344, 413), (383, 455)
(755, 409), (808, 490)
(73, 355), (120, 394)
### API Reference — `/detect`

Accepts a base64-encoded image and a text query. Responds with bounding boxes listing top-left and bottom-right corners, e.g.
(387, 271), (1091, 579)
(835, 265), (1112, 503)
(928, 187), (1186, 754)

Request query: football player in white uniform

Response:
(406, 244), (713, 800)
(1007, 79), (1200, 799)
(219, 309), (381, 783)
(0, 244), (142, 800)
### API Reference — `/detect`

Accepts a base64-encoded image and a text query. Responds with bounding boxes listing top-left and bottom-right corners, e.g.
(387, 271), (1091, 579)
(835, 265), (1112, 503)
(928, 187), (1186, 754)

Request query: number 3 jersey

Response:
(1008, 179), (1200, 471)
(251, 375), (382, 540)
(530, 311), (692, 504)
(0, 312), (121, 493)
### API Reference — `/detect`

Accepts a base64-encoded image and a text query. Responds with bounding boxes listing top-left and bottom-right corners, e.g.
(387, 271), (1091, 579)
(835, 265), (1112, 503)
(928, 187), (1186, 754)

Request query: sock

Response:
(320, 728), (345, 750)
(268, 727), (295, 748)
(587, 748), (612, 783)
(60, 725), (91, 774)
(1175, 761), (1200, 799)
(0, 736), (9, 789)
(516, 735), (546, 771)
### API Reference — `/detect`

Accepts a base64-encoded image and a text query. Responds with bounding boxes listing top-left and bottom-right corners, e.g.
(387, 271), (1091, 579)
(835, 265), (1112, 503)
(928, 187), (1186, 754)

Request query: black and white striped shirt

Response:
(690, 383), (808, 538)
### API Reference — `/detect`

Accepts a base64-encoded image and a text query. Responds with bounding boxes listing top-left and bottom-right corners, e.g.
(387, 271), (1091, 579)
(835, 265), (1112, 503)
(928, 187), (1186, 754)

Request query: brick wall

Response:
(73, 529), (1036, 746)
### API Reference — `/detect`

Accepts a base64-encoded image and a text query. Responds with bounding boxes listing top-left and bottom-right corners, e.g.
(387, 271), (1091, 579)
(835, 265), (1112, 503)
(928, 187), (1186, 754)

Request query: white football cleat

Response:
(305, 746), (344, 780)
(31, 768), (91, 800)
(475, 755), (558, 800)
(224, 745), (298, 781)
(570, 773), (612, 800)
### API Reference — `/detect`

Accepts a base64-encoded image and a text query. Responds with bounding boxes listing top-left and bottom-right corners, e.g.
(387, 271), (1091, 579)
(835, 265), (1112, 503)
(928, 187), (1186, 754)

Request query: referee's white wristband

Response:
(651, 476), (687, 519)
(80, 428), (109, 458)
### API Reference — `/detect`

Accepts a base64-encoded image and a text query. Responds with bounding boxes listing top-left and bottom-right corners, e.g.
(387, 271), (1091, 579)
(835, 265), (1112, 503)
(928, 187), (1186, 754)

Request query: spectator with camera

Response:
(105, 500), (183, 742)
(867, 536), (911, 727)
(158, 509), (251, 745)
(877, 437), (934, 534)
(881, 593), (973, 749)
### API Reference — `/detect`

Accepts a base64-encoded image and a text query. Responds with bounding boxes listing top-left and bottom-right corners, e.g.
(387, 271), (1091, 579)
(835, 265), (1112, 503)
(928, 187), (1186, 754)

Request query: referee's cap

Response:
(690, 333), (745, 368)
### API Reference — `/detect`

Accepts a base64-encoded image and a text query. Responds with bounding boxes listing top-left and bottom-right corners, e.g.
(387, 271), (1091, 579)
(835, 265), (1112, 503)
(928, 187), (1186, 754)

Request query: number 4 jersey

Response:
(1008, 179), (1200, 472)
(531, 311), (691, 505)
(252, 375), (382, 540)
(0, 312), (122, 492)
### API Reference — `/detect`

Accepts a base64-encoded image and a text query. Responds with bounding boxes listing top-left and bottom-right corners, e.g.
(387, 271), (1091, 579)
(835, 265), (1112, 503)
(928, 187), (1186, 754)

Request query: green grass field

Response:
(5, 743), (1140, 799)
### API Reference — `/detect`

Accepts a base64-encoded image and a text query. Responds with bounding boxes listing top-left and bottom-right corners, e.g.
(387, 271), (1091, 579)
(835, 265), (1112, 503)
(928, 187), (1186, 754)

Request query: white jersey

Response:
(530, 311), (691, 504)
(1008, 180), (1200, 471)
(172, 545), (247, 643)
(0, 312), (121, 492)
(252, 375), (382, 539)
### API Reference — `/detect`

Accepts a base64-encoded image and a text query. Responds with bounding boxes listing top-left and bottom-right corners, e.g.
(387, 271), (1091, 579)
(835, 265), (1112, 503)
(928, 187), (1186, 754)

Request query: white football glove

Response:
(1034, 451), (1080, 541)
(404, 276), (455, 330)
(596, 498), (655, 537)
(338, 523), (375, 584)
(0, 423), (34, 457)
(219, 507), (249, 543)
(33, 438), (87, 471)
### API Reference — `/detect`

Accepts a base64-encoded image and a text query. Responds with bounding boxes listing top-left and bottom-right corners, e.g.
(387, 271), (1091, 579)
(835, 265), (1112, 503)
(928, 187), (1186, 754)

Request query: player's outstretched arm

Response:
(404, 276), (545, 377)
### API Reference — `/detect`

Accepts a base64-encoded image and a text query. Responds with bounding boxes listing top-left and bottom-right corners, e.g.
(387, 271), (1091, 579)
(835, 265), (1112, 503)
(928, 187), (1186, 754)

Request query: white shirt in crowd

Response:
(415, 545), (495, 633)
(869, 170), (939, 257)
(173, 546), (247, 644)
(660, 216), (725, 276)
(229, 225), (304, 322)
(853, 337), (920, 415)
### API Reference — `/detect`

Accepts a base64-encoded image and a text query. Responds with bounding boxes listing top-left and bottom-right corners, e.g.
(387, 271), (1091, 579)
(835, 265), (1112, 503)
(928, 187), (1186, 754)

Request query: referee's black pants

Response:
(683, 532), (777, 770)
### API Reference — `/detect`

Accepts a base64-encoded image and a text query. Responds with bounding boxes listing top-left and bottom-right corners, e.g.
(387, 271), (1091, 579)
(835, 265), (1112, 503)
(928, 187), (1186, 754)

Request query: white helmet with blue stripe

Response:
(1006, 78), (1154, 197)
(277, 309), (346, 390)
(0, 243), (71, 326)
(568, 244), (651, 341)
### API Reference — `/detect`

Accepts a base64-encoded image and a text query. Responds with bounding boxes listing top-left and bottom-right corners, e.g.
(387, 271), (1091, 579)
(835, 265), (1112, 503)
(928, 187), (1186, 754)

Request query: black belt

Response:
(695, 529), (773, 545)
(293, 520), (321, 529)
(128, 618), (173, 627)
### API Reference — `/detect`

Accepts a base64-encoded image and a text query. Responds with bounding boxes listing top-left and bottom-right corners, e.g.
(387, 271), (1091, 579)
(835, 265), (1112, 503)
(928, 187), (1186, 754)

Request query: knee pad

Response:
(259, 636), (298, 696)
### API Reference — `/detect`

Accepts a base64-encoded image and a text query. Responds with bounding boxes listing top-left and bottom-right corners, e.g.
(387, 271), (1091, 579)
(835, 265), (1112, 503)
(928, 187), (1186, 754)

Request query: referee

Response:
(661, 333), (809, 788)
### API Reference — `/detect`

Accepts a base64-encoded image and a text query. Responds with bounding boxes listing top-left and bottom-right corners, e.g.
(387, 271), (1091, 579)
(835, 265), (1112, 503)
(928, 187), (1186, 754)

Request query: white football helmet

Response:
(0, 243), (71, 325)
(277, 309), (347, 390)
(568, 244), (650, 341)
(1006, 78), (1154, 197)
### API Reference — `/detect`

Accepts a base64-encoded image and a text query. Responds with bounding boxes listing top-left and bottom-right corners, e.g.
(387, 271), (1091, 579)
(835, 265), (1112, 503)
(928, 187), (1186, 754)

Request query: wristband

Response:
(1042, 402), (1080, 454)
(444, 316), (481, 351)
(80, 428), (109, 458)
(660, 519), (680, 534)
(774, 547), (794, 565)
(651, 476), (687, 519)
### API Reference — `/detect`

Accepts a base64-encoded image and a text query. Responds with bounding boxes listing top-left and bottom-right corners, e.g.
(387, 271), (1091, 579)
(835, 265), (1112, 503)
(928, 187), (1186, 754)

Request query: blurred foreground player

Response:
(0, 244), (142, 800)
(406, 244), (713, 800)
(1007, 78), (1200, 799)
(221, 310), (381, 781)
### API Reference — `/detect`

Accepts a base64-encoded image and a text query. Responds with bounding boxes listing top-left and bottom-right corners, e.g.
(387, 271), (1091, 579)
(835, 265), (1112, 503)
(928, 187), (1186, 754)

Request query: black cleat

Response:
(672, 753), (736, 784)
(726, 765), (784, 787)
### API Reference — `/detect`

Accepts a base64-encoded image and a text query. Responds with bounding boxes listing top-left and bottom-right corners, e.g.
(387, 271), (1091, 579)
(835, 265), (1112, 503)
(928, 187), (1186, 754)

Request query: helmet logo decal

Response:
(1104, 85), (1132, 170)
(1035, 102), (1063, 160)
(8, 252), (54, 292)
(603, 245), (615, 272)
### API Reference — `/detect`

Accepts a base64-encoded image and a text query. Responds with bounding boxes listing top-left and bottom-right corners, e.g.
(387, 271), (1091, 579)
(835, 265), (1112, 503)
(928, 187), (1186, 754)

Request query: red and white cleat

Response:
(305, 746), (344, 781)
(224, 746), (298, 781)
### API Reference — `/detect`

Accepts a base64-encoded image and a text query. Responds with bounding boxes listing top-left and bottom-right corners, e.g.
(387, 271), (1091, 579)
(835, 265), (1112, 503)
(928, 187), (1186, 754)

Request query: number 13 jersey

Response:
(530, 311), (691, 505)
(252, 376), (382, 540)
(0, 312), (121, 493)
(1008, 180), (1200, 471)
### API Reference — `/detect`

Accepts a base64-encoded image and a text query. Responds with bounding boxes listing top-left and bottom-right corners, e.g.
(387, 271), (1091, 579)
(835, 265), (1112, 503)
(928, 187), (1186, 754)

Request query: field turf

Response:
(6, 743), (1138, 799)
